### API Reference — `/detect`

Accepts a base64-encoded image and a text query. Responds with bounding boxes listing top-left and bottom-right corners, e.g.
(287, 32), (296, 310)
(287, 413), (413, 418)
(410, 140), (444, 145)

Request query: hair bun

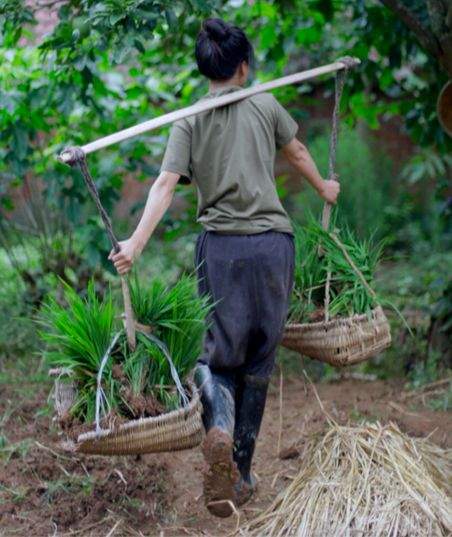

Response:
(203, 18), (229, 42)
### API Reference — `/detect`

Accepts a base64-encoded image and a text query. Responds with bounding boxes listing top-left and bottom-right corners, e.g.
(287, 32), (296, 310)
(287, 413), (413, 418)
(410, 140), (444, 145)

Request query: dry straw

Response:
(239, 421), (452, 536)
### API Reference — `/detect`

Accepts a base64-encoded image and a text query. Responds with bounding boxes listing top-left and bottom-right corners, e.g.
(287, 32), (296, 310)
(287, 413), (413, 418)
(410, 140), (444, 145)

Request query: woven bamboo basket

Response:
(51, 375), (203, 456)
(282, 306), (391, 366)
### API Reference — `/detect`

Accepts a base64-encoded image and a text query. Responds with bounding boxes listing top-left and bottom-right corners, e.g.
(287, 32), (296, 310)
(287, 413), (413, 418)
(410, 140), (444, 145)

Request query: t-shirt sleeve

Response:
(272, 96), (299, 149)
(160, 119), (192, 181)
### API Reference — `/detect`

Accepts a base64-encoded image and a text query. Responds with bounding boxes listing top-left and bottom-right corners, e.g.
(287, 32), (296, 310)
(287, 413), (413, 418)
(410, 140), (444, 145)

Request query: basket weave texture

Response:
(53, 380), (203, 456)
(281, 306), (391, 367)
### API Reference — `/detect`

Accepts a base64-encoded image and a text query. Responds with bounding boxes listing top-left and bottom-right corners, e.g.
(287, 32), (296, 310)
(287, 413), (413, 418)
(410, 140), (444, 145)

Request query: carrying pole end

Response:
(337, 56), (361, 69)
(57, 146), (85, 166)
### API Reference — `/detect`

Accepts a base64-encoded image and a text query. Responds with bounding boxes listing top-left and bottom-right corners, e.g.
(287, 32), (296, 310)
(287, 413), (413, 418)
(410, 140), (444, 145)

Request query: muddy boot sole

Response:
(202, 427), (240, 518)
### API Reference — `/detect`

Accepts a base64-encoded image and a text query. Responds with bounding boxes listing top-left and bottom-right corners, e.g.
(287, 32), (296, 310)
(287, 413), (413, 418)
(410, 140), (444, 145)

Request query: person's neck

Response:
(209, 77), (243, 92)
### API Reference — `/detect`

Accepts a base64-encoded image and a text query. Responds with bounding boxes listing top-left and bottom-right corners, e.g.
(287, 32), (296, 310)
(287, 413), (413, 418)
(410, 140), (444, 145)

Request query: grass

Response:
(0, 438), (33, 463)
(0, 483), (29, 504)
(359, 251), (452, 380)
(428, 389), (451, 412)
(42, 475), (94, 504)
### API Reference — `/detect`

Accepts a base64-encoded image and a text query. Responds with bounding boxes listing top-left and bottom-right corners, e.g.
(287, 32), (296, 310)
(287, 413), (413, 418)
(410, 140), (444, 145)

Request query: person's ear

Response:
(239, 61), (249, 83)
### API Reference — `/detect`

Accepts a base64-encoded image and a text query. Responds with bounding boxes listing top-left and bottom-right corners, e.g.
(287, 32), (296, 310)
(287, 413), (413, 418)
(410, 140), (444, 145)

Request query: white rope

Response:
(95, 331), (122, 436)
(138, 330), (190, 407)
(94, 329), (190, 437)
(59, 57), (360, 161)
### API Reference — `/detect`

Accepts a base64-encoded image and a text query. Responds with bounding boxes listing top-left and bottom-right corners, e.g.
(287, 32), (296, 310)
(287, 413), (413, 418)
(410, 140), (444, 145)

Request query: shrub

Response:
(292, 127), (395, 240)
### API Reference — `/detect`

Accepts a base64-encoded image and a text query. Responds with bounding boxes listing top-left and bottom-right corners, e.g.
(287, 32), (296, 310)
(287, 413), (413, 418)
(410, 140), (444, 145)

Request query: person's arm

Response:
(281, 138), (340, 204)
(109, 171), (180, 275)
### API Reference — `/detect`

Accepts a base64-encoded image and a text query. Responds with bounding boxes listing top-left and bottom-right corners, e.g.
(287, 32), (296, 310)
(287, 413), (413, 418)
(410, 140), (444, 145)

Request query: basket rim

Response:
(76, 381), (200, 443)
(285, 305), (387, 331)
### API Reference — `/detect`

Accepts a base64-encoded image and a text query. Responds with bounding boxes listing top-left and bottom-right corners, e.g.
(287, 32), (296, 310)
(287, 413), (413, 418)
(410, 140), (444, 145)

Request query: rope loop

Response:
(60, 146), (120, 252)
(58, 146), (86, 167)
(95, 329), (190, 437)
(336, 56), (360, 70)
(95, 331), (122, 436)
(326, 59), (352, 185)
(321, 56), (357, 320)
(59, 145), (136, 349)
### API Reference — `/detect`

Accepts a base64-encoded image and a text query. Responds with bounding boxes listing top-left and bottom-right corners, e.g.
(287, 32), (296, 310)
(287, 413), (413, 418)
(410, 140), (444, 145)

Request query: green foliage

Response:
(0, 0), (449, 299)
(0, 0), (34, 47)
(0, 0), (216, 265)
(289, 217), (384, 321)
(360, 249), (452, 379)
(0, 252), (38, 360)
(39, 281), (118, 421)
(425, 385), (451, 412)
(1, 0), (450, 392)
(402, 150), (452, 185)
(407, 351), (443, 390)
(431, 279), (452, 336)
(292, 127), (395, 239)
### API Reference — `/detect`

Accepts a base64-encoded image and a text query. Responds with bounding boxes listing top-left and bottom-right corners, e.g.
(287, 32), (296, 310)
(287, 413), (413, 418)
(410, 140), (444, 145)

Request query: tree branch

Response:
(427, 0), (449, 37)
(427, 0), (452, 76)
(379, 0), (441, 58)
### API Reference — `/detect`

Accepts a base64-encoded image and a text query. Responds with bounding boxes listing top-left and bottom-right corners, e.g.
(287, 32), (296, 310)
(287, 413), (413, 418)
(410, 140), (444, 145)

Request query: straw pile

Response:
(240, 422), (452, 536)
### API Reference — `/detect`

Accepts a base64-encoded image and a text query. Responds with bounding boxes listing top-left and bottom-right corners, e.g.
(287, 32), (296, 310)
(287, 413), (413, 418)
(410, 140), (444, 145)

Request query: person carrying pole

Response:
(109, 18), (340, 518)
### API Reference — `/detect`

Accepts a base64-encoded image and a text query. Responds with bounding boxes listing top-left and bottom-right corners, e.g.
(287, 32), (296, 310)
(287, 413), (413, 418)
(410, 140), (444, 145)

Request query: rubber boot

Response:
(194, 364), (240, 518)
(233, 374), (269, 506)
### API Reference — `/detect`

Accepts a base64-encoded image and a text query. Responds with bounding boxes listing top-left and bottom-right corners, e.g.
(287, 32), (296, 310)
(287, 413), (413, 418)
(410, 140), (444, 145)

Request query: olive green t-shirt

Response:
(160, 85), (298, 234)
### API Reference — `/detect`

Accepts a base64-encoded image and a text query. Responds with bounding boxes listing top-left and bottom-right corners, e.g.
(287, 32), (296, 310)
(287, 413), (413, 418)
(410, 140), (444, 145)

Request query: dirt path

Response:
(1, 375), (450, 536)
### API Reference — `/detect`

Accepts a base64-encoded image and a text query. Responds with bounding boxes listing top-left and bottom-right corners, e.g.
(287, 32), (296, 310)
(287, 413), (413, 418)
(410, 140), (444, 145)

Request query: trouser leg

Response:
(232, 232), (295, 504)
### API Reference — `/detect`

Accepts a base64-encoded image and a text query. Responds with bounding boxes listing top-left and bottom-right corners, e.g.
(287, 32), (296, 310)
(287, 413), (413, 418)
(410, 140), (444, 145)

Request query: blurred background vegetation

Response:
(0, 0), (450, 403)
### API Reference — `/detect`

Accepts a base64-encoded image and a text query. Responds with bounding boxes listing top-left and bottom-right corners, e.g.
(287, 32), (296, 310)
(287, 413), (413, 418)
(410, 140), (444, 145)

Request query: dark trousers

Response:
(195, 230), (295, 380)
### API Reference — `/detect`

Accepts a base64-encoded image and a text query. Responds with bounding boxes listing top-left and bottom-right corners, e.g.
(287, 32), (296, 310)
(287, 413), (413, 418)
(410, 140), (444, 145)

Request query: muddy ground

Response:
(1, 372), (450, 536)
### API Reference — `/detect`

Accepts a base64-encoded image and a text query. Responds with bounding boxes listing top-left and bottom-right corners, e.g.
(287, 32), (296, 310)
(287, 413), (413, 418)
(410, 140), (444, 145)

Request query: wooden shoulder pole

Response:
(59, 58), (360, 162)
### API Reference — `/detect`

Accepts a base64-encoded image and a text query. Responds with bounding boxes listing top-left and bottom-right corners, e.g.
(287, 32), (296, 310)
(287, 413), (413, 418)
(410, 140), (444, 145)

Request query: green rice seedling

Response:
(39, 281), (120, 422)
(130, 273), (212, 384)
(121, 341), (150, 398)
(40, 281), (116, 373)
(289, 216), (385, 322)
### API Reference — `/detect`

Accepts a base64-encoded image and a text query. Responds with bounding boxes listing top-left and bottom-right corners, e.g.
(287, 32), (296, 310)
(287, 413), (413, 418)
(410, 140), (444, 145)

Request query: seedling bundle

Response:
(288, 220), (384, 323)
(41, 275), (210, 455)
(282, 218), (391, 366)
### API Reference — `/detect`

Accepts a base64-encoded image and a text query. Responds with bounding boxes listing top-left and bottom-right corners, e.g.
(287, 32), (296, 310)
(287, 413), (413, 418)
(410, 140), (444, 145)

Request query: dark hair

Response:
(195, 18), (253, 81)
